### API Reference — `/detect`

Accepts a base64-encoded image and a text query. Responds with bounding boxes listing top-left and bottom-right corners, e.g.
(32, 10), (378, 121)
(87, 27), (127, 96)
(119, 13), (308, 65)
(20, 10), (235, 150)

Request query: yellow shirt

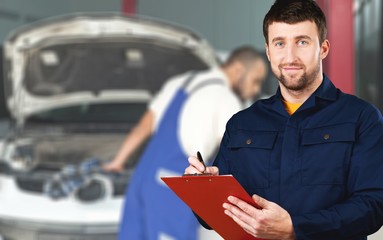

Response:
(282, 99), (303, 115)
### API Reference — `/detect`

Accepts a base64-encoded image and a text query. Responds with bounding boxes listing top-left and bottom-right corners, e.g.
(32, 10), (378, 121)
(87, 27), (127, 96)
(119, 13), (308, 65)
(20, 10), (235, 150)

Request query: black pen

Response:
(197, 151), (206, 173)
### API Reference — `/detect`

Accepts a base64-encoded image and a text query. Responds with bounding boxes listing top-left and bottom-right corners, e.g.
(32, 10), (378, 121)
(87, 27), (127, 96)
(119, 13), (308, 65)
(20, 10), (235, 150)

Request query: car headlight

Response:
(9, 143), (35, 171)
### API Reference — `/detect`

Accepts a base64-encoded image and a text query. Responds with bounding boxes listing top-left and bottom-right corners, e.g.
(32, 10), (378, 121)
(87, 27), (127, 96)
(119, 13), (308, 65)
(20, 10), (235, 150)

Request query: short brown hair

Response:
(224, 46), (262, 67)
(263, 0), (327, 44)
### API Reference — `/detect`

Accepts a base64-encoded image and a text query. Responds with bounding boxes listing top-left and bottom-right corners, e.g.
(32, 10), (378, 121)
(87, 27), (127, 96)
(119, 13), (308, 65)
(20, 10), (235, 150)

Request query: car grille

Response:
(0, 218), (117, 240)
(16, 178), (45, 193)
(38, 233), (116, 240)
(16, 175), (128, 197)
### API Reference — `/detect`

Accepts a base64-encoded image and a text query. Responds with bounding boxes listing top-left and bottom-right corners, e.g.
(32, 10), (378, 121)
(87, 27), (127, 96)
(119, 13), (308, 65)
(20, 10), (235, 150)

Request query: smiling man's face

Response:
(266, 20), (329, 92)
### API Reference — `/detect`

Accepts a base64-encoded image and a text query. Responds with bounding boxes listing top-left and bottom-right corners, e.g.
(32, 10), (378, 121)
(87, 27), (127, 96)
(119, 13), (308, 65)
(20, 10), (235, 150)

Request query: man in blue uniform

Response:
(186, 0), (383, 239)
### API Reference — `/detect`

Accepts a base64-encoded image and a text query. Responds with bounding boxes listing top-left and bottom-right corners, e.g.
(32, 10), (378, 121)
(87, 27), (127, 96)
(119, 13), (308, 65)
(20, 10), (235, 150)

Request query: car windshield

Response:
(27, 102), (147, 123)
(24, 38), (209, 96)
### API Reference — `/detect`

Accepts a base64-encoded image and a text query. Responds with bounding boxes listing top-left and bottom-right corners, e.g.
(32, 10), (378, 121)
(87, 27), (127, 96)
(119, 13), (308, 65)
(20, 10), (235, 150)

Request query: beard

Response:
(274, 61), (320, 91)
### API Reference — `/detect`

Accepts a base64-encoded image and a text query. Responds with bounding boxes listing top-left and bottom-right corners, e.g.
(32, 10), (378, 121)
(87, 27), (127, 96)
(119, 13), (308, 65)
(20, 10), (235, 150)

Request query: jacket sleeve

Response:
(292, 105), (383, 239)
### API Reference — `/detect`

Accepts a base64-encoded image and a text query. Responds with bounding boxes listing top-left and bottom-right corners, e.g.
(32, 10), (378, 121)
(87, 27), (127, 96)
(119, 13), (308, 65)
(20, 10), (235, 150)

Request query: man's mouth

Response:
(282, 66), (303, 71)
(279, 63), (304, 74)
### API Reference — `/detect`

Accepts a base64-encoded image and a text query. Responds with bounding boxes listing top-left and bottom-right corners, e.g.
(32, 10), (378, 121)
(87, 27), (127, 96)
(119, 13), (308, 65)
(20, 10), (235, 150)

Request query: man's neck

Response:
(280, 74), (323, 104)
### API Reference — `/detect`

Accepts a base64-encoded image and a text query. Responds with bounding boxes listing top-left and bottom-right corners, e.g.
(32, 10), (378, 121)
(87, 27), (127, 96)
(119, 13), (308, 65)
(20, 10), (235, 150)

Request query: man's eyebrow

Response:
(294, 35), (312, 40)
(271, 35), (313, 43)
(271, 37), (285, 43)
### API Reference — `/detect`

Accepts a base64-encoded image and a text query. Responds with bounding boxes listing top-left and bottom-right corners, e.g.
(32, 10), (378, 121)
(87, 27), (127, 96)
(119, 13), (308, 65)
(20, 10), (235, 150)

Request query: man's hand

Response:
(103, 161), (125, 173)
(104, 111), (154, 173)
(223, 194), (295, 240)
(184, 156), (219, 175)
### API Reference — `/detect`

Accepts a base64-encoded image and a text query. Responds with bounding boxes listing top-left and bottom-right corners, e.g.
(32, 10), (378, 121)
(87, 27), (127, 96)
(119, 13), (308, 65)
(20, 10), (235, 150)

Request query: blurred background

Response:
(0, 0), (381, 239)
(0, 0), (382, 111)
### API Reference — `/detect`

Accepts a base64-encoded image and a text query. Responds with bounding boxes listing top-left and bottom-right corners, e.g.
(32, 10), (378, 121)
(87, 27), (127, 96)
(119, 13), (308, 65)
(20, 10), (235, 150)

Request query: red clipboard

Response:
(161, 175), (262, 240)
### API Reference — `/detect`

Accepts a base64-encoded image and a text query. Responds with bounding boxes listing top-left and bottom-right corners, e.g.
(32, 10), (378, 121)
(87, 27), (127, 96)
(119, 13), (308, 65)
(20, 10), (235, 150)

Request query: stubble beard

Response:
(275, 62), (321, 92)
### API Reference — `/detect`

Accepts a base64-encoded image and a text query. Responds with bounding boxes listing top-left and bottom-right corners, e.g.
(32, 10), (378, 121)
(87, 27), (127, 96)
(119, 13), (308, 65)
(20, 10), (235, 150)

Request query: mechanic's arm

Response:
(291, 106), (383, 239)
(103, 110), (154, 172)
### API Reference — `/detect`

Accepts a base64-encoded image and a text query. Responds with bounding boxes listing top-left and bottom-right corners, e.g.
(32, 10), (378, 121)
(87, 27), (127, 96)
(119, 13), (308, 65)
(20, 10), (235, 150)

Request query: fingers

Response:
(226, 196), (259, 218)
(102, 164), (112, 171)
(252, 194), (269, 209)
(225, 195), (293, 239)
(223, 197), (259, 236)
(184, 157), (219, 175)
(189, 156), (205, 172)
(224, 208), (256, 235)
(184, 157), (204, 174)
(102, 163), (124, 173)
(205, 166), (219, 175)
(223, 203), (255, 225)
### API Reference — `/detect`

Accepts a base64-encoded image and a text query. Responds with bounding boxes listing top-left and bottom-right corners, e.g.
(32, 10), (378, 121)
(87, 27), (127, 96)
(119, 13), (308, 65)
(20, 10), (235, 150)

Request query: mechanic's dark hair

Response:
(263, 0), (327, 44)
(224, 46), (263, 68)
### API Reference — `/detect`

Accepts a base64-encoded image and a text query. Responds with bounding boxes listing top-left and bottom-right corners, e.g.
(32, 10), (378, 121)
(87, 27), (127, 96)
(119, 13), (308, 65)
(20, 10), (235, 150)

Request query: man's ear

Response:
(320, 39), (330, 60)
(265, 43), (271, 62)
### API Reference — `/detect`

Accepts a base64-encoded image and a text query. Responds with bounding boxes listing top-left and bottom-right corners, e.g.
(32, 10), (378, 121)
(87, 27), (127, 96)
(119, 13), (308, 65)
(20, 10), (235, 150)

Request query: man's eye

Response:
(275, 42), (284, 47)
(298, 40), (308, 46)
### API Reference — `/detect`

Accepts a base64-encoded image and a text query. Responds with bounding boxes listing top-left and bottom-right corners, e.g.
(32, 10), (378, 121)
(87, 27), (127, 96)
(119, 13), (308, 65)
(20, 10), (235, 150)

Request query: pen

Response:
(197, 151), (206, 173)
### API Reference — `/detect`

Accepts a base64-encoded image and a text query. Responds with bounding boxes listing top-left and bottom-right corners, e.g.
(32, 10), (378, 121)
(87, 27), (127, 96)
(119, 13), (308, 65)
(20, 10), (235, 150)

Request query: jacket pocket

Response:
(228, 130), (277, 189)
(300, 123), (355, 185)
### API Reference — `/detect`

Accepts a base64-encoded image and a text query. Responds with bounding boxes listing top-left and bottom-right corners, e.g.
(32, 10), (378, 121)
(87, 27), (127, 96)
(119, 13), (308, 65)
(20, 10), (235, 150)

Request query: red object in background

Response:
(317, 0), (355, 94)
(122, 0), (136, 15)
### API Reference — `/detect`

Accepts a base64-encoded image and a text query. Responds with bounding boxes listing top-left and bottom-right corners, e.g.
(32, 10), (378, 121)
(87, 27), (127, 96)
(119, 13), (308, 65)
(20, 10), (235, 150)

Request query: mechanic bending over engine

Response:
(103, 46), (267, 240)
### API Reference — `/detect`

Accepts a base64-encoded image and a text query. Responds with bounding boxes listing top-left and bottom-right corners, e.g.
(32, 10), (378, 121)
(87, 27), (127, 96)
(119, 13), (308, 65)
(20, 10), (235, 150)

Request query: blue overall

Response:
(119, 73), (223, 240)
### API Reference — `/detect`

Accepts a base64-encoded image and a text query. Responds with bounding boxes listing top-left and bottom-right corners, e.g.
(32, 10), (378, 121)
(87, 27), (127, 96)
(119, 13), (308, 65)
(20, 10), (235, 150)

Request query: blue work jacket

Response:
(213, 76), (383, 240)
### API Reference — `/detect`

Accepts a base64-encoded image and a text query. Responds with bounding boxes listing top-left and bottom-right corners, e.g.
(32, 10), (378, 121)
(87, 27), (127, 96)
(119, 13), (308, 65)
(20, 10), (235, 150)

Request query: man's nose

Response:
(285, 44), (298, 63)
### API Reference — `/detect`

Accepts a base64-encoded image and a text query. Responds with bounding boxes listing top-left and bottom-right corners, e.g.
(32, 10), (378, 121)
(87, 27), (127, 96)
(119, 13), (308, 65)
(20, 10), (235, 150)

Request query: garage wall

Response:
(137, 0), (273, 51)
(0, 0), (121, 42)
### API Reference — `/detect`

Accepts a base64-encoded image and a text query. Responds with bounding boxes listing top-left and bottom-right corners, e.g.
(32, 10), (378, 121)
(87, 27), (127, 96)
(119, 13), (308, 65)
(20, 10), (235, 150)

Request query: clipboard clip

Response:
(182, 173), (213, 176)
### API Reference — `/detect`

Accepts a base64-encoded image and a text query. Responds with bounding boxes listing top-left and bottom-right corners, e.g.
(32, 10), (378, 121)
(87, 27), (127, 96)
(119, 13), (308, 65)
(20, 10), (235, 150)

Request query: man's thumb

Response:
(252, 194), (268, 209)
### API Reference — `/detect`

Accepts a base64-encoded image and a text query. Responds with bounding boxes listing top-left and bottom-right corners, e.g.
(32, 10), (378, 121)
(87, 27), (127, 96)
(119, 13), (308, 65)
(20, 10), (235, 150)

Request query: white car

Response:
(0, 13), (218, 240)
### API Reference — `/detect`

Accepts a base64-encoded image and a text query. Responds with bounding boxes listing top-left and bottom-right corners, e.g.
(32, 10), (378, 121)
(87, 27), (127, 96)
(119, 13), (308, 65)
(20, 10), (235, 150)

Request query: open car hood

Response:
(3, 13), (218, 125)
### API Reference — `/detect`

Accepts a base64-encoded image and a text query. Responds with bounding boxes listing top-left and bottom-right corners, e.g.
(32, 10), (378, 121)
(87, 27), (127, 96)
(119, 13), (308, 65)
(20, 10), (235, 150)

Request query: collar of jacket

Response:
(263, 74), (340, 116)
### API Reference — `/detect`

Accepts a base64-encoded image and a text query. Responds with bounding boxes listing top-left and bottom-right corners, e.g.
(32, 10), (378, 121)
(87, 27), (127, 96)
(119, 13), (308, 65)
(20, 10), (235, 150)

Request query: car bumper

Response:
(0, 175), (123, 240)
(0, 218), (117, 240)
